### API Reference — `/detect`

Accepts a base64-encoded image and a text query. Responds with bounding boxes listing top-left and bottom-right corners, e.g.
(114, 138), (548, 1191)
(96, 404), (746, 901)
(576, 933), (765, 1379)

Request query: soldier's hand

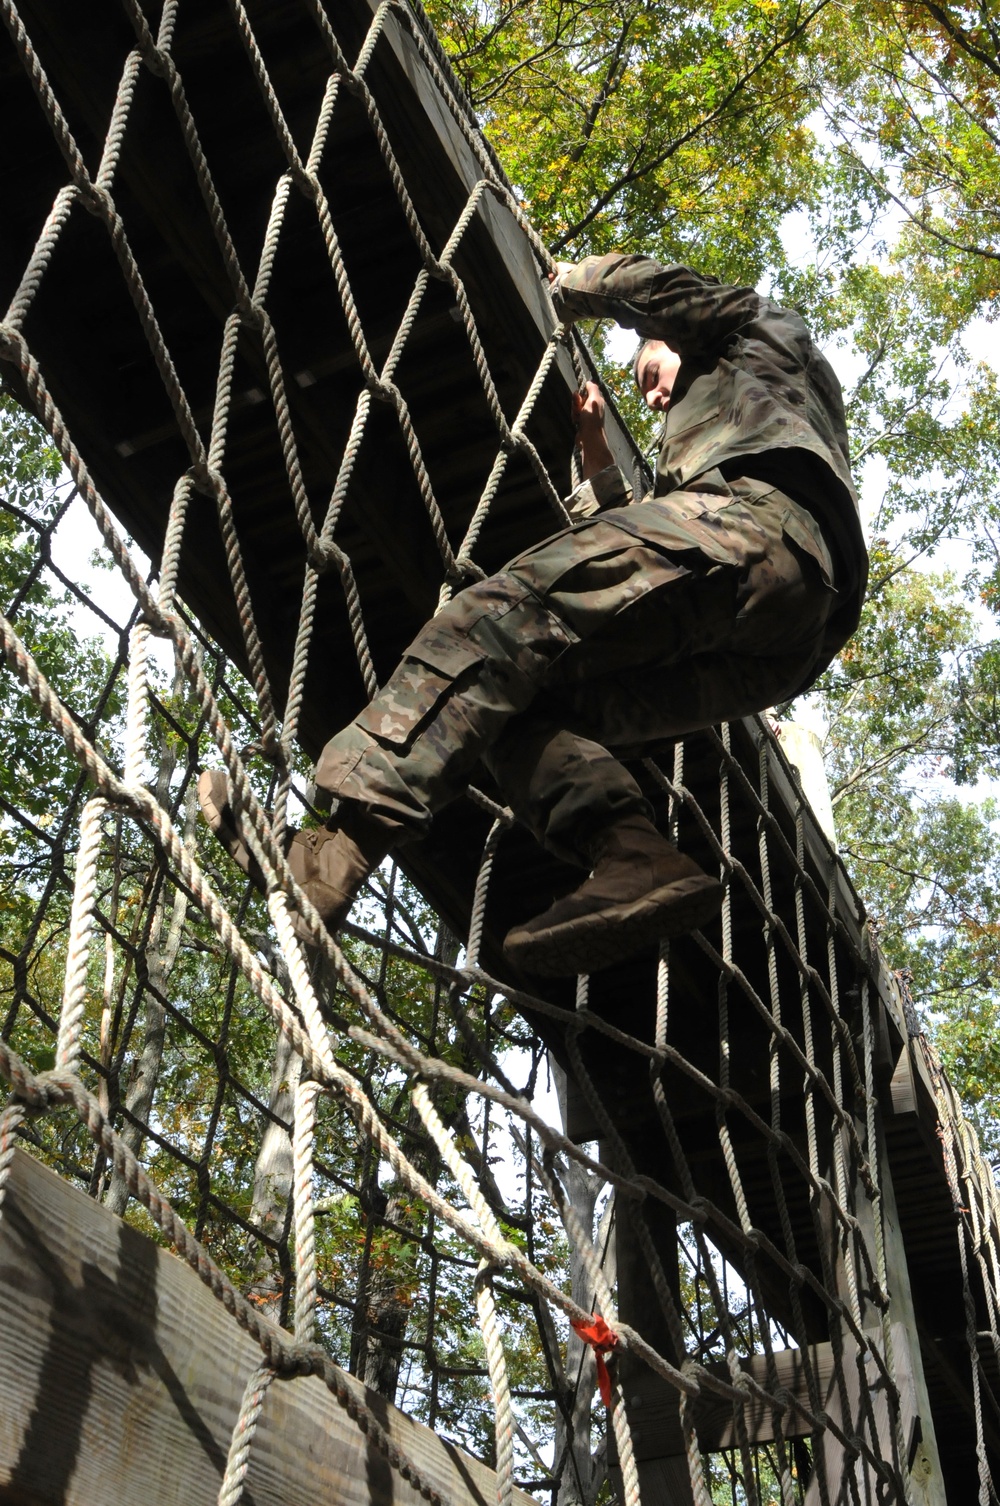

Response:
(547, 261), (580, 325)
(573, 381), (615, 479)
(573, 381), (606, 436)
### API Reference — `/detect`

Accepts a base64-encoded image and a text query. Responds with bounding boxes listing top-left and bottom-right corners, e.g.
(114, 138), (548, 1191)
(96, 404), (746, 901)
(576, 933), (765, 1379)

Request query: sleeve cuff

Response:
(565, 465), (632, 519)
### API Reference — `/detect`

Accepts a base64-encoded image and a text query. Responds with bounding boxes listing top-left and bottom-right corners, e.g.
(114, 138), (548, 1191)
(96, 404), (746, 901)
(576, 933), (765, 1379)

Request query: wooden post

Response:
(804, 1092), (946, 1506)
(875, 1094), (946, 1503)
(611, 1189), (695, 1506)
(0, 1148), (538, 1506)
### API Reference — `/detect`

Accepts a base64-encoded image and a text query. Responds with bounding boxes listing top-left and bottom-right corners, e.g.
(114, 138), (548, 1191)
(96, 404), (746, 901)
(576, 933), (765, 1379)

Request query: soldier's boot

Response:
(198, 771), (391, 939)
(503, 813), (723, 977)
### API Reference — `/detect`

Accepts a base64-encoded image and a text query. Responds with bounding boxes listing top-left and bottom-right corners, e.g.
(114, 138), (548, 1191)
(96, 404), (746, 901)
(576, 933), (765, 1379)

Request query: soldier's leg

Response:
(483, 716), (723, 975)
(485, 477), (836, 848)
(312, 519), (720, 830)
(199, 572), (582, 938)
(483, 619), (813, 977)
(482, 717), (651, 868)
(478, 501), (835, 972)
(201, 489), (833, 956)
(199, 536), (693, 942)
(296, 530), (740, 963)
(313, 573), (582, 830)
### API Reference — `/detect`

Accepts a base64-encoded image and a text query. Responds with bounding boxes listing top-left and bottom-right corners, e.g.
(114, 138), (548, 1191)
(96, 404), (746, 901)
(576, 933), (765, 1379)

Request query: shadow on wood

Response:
(0, 1148), (538, 1506)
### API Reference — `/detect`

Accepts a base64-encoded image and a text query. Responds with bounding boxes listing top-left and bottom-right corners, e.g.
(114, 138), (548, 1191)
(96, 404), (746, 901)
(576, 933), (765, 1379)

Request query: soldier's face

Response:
(637, 341), (681, 413)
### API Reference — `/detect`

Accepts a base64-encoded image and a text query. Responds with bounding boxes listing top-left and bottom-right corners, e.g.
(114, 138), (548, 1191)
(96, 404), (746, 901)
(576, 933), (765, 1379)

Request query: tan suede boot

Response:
(283, 821), (388, 934)
(503, 813), (723, 977)
(198, 771), (391, 938)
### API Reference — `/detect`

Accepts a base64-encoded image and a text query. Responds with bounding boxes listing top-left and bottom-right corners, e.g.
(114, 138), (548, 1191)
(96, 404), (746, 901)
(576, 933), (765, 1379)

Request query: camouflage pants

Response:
(315, 479), (838, 868)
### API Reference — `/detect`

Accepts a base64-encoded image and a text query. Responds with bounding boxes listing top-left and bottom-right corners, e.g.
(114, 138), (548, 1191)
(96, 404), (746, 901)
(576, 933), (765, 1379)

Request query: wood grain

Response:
(0, 1148), (537, 1506)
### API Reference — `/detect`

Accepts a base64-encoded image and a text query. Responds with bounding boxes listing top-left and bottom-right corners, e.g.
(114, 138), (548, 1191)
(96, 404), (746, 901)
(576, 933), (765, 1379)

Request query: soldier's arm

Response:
(551, 254), (759, 360)
(565, 380), (632, 520)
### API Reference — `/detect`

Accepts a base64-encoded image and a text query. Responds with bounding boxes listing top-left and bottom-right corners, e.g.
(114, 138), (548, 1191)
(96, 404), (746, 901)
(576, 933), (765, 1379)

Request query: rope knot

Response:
(307, 542), (334, 574)
(78, 181), (114, 220)
(146, 604), (179, 639)
(422, 253), (448, 281)
(0, 324), (24, 363)
(137, 40), (169, 79)
(571, 1313), (619, 1407)
(473, 1258), (502, 1290)
(277, 1340), (317, 1376)
(292, 166), (320, 200)
(448, 556), (487, 585)
(241, 736), (284, 765)
(189, 461), (223, 498)
(22, 1067), (76, 1114)
(366, 376), (397, 404)
(239, 300), (266, 333)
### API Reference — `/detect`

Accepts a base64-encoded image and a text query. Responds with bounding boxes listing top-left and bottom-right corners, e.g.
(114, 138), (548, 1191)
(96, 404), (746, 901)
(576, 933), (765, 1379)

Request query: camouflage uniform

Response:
(315, 257), (868, 868)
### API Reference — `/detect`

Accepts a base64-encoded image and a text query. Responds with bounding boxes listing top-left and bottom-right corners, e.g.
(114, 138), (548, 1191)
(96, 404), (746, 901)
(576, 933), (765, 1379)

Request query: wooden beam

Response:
(369, 0), (642, 485)
(0, 1148), (538, 1506)
(610, 1344), (835, 1462)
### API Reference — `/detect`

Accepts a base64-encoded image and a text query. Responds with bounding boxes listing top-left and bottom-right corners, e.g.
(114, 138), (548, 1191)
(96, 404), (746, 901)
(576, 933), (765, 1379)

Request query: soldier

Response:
(200, 254), (867, 977)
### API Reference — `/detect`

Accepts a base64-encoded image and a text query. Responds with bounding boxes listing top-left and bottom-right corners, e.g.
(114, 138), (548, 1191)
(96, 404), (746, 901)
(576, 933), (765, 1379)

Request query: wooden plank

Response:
(614, 1344), (835, 1460)
(0, 1148), (537, 1506)
(890, 1043), (920, 1118)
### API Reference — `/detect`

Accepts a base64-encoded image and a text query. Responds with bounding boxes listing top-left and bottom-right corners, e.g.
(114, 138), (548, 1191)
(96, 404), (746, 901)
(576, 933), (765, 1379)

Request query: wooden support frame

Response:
(0, 1149), (538, 1506)
(612, 1344), (836, 1460)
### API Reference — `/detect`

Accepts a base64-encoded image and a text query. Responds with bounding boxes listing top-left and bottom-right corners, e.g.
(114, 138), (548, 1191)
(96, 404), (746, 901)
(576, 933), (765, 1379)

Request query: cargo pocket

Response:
(781, 505), (835, 590)
(507, 519), (640, 597)
(355, 635), (485, 749)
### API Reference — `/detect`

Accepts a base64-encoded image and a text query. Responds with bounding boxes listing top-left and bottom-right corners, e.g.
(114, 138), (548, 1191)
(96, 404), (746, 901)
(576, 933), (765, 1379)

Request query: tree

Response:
(818, 549), (1000, 1149)
(428, 0), (843, 299)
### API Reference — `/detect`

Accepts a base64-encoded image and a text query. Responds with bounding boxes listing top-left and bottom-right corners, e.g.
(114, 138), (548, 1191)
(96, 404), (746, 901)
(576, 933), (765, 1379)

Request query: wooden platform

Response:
(0, 1147), (537, 1506)
(1, 1), (995, 1495)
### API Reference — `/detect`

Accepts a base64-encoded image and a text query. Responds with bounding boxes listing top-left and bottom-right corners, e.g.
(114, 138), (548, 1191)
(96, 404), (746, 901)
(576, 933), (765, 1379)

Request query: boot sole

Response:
(503, 874), (724, 978)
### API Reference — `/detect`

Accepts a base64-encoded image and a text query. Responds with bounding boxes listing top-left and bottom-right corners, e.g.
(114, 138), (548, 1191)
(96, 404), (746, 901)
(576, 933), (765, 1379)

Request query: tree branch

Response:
(919, 0), (1000, 84)
(551, 0), (833, 250)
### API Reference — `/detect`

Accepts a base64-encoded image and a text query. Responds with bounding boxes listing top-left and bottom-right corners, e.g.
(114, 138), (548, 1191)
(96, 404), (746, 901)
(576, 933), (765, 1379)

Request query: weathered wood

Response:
(612, 1188), (695, 1505)
(0, 1148), (537, 1506)
(364, 0), (643, 485)
(611, 1344), (836, 1462)
(875, 1147), (947, 1504)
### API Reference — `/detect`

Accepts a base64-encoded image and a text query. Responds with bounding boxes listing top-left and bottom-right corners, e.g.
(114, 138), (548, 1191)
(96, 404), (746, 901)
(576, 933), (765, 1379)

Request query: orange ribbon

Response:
(570, 1313), (619, 1407)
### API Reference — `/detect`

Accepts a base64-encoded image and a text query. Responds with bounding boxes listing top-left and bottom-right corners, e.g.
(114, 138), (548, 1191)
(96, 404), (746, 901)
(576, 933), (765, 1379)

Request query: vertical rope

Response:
(217, 1363), (277, 1506)
(56, 797), (106, 1073)
(293, 1078), (323, 1343)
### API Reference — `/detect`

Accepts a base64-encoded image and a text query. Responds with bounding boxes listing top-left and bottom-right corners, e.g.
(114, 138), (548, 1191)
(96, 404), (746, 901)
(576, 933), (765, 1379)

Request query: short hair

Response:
(631, 338), (651, 387)
(631, 337), (680, 390)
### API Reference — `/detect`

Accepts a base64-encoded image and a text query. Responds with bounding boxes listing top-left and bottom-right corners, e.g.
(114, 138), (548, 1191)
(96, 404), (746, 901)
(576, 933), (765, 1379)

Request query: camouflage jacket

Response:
(551, 255), (868, 632)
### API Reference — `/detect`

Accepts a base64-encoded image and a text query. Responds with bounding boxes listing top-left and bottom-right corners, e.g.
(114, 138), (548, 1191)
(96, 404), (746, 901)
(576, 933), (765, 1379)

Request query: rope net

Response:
(0, 2), (997, 1502)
